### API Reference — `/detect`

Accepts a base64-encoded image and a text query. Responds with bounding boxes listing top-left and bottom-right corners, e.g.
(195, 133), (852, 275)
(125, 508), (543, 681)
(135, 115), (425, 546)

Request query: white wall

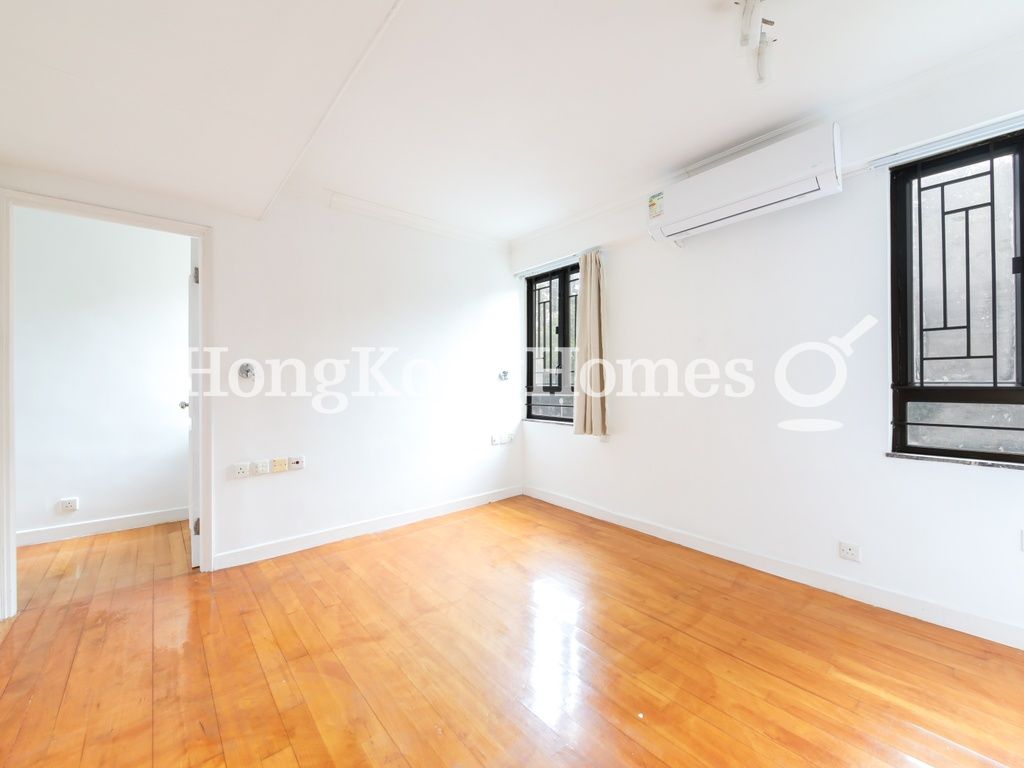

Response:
(1, 166), (524, 567)
(510, 47), (1024, 649)
(208, 195), (525, 565)
(12, 207), (191, 542)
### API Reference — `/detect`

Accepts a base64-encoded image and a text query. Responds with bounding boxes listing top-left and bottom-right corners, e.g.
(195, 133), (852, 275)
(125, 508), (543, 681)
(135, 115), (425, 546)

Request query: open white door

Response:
(187, 238), (201, 568)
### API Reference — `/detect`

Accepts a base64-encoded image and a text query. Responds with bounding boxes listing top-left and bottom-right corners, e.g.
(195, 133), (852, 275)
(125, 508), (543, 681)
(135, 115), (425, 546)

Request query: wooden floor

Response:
(1, 499), (1023, 767)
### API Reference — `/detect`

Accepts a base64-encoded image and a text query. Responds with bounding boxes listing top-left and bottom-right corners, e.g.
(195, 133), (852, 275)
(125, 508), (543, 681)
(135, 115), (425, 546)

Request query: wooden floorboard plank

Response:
(5, 601), (92, 767)
(518, 498), (1024, 697)
(484, 502), (1020, 766)
(15, 542), (62, 611)
(317, 548), (647, 768)
(42, 564), (123, 767)
(78, 582), (155, 767)
(203, 571), (292, 766)
(438, 519), (977, 766)
(395, 521), (895, 768)
(355, 525), (815, 768)
(2, 496), (1022, 766)
(338, 544), (737, 768)
(153, 573), (224, 768)
(294, 552), (486, 768)
(503, 502), (1024, 763)
(0, 606), (75, 765)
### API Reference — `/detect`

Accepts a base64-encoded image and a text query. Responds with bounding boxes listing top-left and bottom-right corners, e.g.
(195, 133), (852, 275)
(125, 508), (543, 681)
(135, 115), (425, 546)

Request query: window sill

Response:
(523, 418), (573, 427)
(886, 452), (1024, 471)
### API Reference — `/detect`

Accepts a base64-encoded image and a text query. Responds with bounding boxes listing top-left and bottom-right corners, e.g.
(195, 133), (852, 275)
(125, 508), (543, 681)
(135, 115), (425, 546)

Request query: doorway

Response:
(0, 192), (210, 619)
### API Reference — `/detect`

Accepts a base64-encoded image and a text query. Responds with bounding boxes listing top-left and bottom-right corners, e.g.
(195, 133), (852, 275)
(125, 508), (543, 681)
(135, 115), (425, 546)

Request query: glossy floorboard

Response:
(2, 499), (1024, 767)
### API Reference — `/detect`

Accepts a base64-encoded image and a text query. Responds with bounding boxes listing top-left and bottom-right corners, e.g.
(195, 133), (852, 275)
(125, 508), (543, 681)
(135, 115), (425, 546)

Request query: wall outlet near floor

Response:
(838, 541), (861, 562)
(59, 497), (79, 513)
(288, 456), (305, 470)
(491, 433), (514, 446)
(232, 462), (251, 479)
(271, 457), (289, 474)
(254, 459), (271, 475)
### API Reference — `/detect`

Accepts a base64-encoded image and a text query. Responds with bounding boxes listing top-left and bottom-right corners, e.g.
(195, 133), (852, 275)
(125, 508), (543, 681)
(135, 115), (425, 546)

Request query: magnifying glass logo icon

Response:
(776, 315), (878, 432)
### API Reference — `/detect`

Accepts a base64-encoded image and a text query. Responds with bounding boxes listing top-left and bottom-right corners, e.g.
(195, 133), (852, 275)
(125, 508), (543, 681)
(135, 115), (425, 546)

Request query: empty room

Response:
(0, 1), (1023, 766)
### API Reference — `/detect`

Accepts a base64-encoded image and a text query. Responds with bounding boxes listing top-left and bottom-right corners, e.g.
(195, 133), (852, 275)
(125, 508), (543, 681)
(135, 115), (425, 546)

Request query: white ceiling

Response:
(0, 0), (396, 217)
(2, 1), (1024, 236)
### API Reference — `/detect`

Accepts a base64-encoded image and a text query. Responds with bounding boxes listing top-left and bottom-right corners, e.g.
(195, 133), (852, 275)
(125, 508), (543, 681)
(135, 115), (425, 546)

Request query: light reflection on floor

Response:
(528, 576), (582, 728)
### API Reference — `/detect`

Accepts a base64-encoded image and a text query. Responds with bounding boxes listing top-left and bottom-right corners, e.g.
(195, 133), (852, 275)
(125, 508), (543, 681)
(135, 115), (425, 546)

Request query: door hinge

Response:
(192, 517), (200, 536)
(1013, 256), (1022, 274)
(192, 266), (200, 285)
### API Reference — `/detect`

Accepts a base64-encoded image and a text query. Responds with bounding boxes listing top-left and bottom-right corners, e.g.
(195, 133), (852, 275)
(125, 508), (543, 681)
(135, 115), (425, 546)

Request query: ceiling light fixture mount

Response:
(756, 18), (778, 83)
(735, 0), (762, 46)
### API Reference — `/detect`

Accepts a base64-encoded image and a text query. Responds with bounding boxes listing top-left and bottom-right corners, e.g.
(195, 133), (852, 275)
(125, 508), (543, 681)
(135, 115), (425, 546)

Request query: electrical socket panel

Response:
(838, 541), (861, 562)
(59, 497), (79, 513)
(234, 457), (305, 477)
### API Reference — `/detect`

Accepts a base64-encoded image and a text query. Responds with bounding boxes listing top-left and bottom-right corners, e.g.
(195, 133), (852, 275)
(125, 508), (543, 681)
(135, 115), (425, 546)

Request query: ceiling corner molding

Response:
(327, 189), (507, 248)
(511, 194), (638, 247)
(257, 0), (408, 222)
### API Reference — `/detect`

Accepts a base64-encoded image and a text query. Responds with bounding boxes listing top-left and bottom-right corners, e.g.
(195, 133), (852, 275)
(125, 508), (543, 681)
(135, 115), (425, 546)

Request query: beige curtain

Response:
(573, 249), (607, 436)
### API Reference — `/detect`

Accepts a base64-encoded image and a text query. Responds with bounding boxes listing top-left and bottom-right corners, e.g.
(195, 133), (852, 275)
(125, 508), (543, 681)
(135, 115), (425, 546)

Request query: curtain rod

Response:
(513, 245), (600, 279)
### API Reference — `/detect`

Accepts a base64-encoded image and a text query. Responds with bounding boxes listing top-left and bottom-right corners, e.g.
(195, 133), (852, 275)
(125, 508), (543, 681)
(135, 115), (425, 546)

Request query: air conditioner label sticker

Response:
(648, 192), (664, 219)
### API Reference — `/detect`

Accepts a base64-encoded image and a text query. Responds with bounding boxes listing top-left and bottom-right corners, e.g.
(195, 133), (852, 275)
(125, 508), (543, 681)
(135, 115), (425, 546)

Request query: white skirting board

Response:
(523, 487), (1024, 652)
(212, 486), (524, 570)
(17, 506), (188, 546)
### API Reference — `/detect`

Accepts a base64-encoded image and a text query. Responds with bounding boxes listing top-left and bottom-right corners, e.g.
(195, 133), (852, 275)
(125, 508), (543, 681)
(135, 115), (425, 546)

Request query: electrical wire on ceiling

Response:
(735, 0), (778, 83)
(757, 18), (778, 82)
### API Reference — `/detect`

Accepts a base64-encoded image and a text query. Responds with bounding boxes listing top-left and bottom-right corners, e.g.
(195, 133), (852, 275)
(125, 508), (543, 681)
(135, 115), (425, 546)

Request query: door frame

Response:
(0, 189), (214, 619)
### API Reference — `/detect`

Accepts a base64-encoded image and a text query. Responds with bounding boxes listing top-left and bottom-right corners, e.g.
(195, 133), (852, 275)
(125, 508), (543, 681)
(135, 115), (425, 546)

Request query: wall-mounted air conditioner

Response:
(648, 122), (842, 242)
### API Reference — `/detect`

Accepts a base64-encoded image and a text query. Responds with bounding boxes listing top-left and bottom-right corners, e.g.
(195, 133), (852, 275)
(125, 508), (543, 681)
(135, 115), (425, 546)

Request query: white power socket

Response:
(59, 497), (79, 513)
(838, 541), (861, 562)
(233, 457), (305, 478)
(491, 433), (514, 446)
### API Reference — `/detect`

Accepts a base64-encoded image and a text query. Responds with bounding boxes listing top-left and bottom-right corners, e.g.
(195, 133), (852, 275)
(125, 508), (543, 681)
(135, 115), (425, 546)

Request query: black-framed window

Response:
(526, 264), (579, 421)
(890, 131), (1024, 463)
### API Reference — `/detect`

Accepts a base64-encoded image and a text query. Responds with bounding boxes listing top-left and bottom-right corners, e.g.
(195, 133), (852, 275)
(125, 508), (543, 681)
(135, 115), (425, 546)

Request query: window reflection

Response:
(528, 577), (582, 728)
